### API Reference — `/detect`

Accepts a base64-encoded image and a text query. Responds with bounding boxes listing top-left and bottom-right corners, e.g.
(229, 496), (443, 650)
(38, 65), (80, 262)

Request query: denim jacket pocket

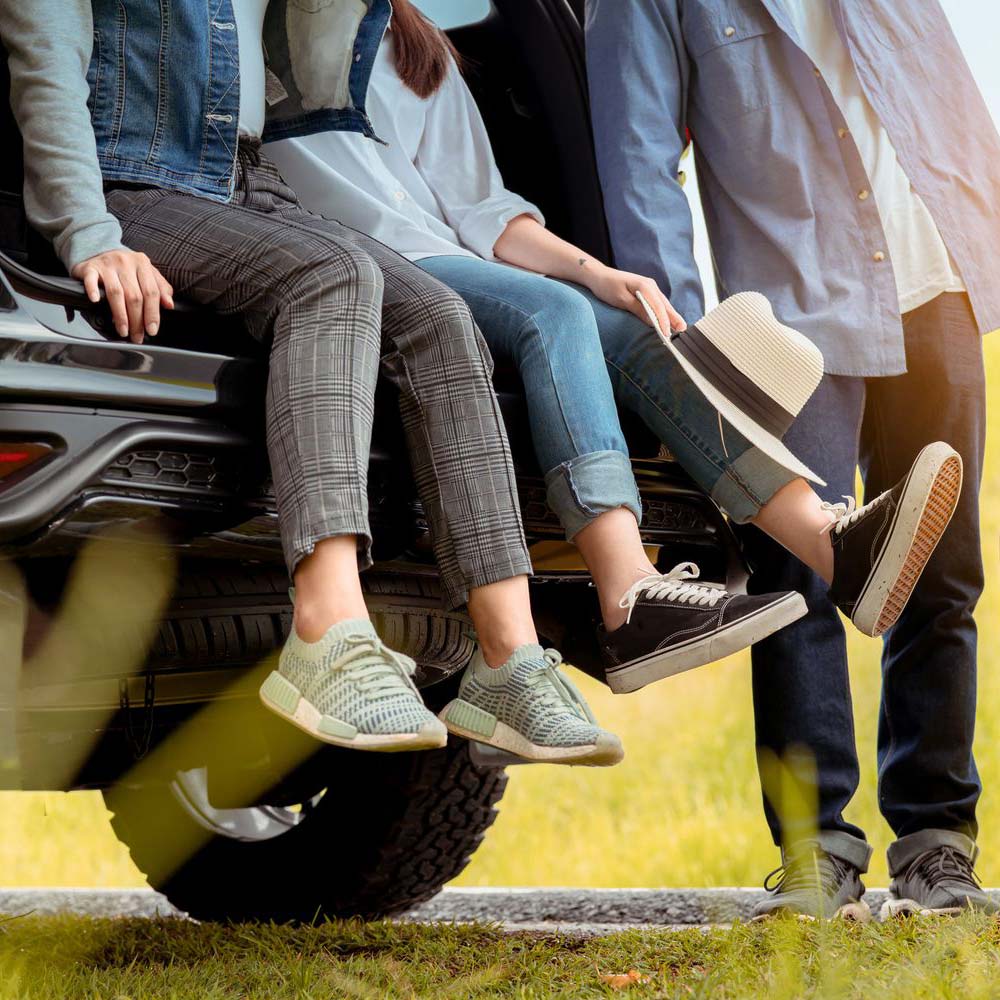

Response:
(684, 0), (782, 120)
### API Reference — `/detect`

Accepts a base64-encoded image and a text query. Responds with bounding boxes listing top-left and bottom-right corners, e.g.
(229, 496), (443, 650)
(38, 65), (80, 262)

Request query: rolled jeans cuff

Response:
(710, 445), (799, 525)
(782, 830), (874, 873)
(887, 829), (978, 876)
(544, 450), (642, 541)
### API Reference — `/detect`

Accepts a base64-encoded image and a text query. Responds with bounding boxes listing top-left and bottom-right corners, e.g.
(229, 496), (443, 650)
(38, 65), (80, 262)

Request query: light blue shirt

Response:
(586, 0), (1000, 377)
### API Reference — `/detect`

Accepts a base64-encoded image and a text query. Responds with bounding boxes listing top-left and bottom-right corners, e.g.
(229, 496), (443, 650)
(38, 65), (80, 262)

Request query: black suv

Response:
(0, 0), (744, 921)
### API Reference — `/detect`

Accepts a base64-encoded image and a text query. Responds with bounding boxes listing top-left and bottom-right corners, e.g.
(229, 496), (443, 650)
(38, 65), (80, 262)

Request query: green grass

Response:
(3, 913), (1000, 999)
(3, 337), (1000, 891)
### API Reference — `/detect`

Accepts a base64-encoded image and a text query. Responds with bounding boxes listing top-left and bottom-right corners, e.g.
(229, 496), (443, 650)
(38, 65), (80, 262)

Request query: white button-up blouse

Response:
(265, 35), (544, 263)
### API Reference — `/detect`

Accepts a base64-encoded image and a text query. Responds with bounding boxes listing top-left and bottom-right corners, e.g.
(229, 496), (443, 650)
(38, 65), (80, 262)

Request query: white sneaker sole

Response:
(259, 671), (448, 752)
(439, 700), (624, 767)
(879, 898), (964, 920)
(752, 900), (872, 923)
(605, 591), (808, 695)
(851, 442), (963, 638)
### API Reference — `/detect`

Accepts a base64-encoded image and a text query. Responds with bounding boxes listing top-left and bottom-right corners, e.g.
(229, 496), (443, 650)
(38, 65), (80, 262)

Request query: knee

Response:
(516, 282), (603, 362)
(398, 285), (489, 357)
(288, 241), (384, 308)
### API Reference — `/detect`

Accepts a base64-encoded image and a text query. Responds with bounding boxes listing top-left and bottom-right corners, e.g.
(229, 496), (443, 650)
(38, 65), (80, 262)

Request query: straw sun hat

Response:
(637, 290), (826, 486)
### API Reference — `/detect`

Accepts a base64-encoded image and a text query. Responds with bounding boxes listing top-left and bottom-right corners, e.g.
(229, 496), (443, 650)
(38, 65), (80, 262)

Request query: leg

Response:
(860, 294), (983, 843)
(418, 256), (651, 627)
(738, 376), (868, 850)
(104, 179), (382, 606)
(107, 156), (447, 751)
(323, 243), (536, 617)
(322, 239), (621, 764)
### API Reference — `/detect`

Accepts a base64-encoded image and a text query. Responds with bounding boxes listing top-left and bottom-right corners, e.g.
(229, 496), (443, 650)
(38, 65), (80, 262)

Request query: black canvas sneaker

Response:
(826, 441), (963, 638)
(882, 835), (998, 918)
(753, 844), (871, 922)
(598, 563), (806, 695)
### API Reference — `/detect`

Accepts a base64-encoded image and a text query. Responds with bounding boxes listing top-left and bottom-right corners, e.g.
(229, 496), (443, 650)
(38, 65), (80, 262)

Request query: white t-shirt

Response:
(782, 0), (964, 313)
(265, 36), (543, 262)
(232, 0), (270, 137)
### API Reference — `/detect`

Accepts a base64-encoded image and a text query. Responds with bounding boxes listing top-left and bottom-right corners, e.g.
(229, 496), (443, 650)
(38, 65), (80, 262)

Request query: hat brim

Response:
(664, 335), (827, 488)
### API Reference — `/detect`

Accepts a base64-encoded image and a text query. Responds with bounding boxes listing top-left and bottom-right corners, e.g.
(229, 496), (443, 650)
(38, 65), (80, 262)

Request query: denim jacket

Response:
(0, 0), (390, 270)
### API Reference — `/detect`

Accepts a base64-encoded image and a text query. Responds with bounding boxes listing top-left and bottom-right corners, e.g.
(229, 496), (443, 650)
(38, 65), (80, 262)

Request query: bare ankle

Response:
(477, 632), (537, 669)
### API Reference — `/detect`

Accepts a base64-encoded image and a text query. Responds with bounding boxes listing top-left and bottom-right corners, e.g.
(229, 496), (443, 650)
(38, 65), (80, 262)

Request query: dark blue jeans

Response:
(738, 293), (985, 864)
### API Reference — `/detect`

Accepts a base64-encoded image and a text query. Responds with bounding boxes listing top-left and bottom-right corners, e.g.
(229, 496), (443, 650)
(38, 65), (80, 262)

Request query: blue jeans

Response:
(737, 292), (984, 867)
(419, 255), (796, 538)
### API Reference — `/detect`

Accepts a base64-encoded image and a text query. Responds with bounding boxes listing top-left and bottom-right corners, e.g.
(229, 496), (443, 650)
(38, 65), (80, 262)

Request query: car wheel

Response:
(104, 738), (506, 922)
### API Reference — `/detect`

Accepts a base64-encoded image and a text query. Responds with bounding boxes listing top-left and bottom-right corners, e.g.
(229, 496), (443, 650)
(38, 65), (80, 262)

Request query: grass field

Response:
(2, 337), (1000, 893)
(3, 913), (1000, 999)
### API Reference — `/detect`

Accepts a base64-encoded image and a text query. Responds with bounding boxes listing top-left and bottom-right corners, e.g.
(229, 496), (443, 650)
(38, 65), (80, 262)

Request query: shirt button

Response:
(724, 25), (736, 36)
(873, 251), (886, 262)
(837, 127), (849, 139)
(813, 66), (822, 77)
(394, 190), (406, 202)
(354, 52), (362, 63)
(858, 189), (870, 201)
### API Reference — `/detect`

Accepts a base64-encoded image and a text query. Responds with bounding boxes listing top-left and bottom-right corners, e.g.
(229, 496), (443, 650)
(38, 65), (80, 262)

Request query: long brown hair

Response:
(390, 0), (462, 99)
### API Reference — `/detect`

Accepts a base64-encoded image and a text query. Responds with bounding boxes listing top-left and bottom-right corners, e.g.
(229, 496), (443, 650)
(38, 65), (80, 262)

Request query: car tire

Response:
(104, 738), (506, 922)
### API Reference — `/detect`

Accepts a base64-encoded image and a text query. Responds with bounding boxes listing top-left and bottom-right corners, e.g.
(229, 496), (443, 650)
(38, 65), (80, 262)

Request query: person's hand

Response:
(71, 250), (174, 344)
(583, 263), (687, 335)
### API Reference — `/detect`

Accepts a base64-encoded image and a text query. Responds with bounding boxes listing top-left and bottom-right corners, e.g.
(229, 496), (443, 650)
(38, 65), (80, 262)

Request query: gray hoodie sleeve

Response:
(1, 0), (126, 272)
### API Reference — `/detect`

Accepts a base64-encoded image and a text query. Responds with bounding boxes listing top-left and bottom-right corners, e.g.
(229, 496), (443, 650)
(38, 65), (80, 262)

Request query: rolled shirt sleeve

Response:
(1, 0), (126, 272)
(585, 0), (704, 323)
(414, 58), (544, 261)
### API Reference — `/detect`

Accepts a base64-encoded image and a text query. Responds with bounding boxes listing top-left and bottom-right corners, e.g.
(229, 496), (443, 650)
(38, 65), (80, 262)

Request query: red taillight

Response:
(0, 442), (54, 481)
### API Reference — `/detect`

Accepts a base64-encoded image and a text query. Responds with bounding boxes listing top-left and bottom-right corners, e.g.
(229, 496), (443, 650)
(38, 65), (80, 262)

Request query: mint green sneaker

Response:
(260, 618), (447, 751)
(439, 644), (624, 766)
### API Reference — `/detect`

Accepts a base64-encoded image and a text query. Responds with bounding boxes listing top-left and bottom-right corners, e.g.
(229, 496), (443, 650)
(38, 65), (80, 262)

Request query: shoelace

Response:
(764, 847), (854, 898)
(819, 490), (890, 537)
(525, 649), (597, 725)
(904, 846), (981, 890)
(337, 636), (419, 701)
(618, 563), (727, 625)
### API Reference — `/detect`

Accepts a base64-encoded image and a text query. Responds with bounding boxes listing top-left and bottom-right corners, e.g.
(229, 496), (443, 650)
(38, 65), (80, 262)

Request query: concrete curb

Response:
(3, 887), (999, 928)
(0, 888), (179, 919)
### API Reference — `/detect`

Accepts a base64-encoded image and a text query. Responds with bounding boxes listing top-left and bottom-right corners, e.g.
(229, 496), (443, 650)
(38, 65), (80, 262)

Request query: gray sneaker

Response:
(753, 843), (871, 922)
(882, 832), (998, 918)
(440, 644), (624, 766)
(260, 618), (447, 751)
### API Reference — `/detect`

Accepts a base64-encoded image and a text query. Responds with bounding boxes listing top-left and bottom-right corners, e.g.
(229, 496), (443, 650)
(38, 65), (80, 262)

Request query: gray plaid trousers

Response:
(105, 143), (531, 608)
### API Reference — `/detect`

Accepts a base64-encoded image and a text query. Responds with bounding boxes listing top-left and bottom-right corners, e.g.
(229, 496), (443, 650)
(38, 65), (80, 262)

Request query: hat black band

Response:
(672, 324), (796, 439)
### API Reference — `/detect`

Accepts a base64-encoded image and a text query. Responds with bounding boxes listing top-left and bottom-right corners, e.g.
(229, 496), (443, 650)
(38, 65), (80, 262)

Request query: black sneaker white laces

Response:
(820, 491), (890, 537)
(617, 563), (726, 625)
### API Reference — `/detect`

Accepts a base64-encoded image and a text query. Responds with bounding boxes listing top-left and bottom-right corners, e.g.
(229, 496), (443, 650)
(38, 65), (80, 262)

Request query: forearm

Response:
(1, 0), (125, 271)
(493, 215), (608, 289)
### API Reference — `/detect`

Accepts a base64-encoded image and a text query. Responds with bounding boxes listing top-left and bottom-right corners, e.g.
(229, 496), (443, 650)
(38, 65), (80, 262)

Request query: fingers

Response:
(632, 279), (687, 336)
(154, 268), (175, 311)
(119, 264), (146, 343)
(661, 291), (687, 333)
(71, 250), (172, 342)
(80, 266), (102, 304)
(137, 260), (163, 336)
(632, 284), (672, 338)
(100, 268), (130, 339)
